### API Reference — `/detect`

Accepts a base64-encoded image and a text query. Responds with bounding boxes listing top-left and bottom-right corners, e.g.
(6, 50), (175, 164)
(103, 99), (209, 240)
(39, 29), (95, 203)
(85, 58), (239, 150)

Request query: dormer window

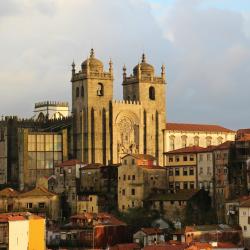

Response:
(97, 83), (104, 96)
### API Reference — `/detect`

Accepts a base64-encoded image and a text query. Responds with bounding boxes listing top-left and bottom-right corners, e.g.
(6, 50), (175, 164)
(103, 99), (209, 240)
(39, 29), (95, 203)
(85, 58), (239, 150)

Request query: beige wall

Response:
(239, 207), (250, 238)
(77, 195), (100, 214)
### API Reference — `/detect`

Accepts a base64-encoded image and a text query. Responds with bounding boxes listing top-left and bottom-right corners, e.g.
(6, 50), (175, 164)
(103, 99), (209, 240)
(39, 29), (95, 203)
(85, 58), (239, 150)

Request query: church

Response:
(71, 49), (166, 166)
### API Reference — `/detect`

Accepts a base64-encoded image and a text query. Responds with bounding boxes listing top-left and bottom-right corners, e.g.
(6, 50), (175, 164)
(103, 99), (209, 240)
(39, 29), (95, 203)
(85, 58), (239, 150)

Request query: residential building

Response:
(197, 146), (215, 195)
(185, 225), (243, 245)
(14, 186), (60, 220)
(164, 123), (235, 154)
(133, 228), (165, 247)
(214, 141), (232, 223)
(118, 154), (167, 211)
(77, 194), (105, 214)
(49, 159), (83, 215)
(0, 188), (19, 212)
(186, 242), (244, 250)
(165, 146), (203, 191)
(109, 243), (140, 250)
(0, 212), (45, 250)
(239, 199), (250, 247)
(143, 242), (187, 250)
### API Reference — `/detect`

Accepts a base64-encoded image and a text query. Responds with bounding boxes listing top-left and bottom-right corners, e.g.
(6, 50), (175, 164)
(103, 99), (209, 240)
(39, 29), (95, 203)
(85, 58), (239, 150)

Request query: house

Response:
(133, 227), (165, 247)
(0, 187), (19, 212)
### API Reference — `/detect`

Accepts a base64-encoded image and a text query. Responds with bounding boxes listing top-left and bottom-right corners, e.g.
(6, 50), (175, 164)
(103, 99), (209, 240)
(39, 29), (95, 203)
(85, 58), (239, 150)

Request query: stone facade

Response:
(118, 154), (167, 211)
(71, 49), (166, 166)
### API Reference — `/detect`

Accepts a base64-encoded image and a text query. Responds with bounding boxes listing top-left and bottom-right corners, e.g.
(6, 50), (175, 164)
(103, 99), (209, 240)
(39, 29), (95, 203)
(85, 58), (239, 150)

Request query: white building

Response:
(33, 101), (69, 121)
(164, 123), (235, 154)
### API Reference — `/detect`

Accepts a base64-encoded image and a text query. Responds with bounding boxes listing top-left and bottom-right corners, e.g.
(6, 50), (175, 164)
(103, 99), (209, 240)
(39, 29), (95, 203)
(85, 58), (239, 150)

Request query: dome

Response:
(133, 53), (154, 76)
(81, 48), (104, 72)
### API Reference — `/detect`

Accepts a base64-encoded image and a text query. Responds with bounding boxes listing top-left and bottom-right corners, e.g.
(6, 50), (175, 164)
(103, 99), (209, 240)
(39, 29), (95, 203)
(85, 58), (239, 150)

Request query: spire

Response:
(161, 64), (166, 81)
(90, 48), (95, 58)
(109, 58), (113, 73)
(123, 64), (127, 80)
(141, 53), (146, 63)
(71, 60), (75, 77)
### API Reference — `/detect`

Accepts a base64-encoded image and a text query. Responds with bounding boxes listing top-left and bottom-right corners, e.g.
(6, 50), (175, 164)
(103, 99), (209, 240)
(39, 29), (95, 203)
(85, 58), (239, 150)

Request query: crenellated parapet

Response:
(35, 101), (69, 108)
(112, 100), (141, 106)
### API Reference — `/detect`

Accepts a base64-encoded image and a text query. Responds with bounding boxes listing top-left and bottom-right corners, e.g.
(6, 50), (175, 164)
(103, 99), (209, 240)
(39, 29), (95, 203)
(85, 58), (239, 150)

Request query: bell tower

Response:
(71, 49), (113, 164)
(122, 54), (167, 165)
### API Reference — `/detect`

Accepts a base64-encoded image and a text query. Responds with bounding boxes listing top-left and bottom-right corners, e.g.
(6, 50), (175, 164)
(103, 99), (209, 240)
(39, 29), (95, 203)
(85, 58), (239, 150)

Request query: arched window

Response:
(76, 87), (79, 98)
(81, 86), (84, 97)
(206, 136), (212, 147)
(194, 136), (199, 146)
(97, 83), (104, 96)
(149, 86), (155, 100)
(217, 136), (223, 144)
(181, 135), (187, 148)
(169, 135), (175, 151)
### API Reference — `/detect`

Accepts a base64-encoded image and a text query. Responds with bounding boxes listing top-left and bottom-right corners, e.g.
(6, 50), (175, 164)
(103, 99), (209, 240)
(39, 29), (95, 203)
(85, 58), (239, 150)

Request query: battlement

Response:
(123, 75), (165, 85)
(72, 71), (113, 81)
(112, 100), (141, 106)
(35, 101), (69, 109)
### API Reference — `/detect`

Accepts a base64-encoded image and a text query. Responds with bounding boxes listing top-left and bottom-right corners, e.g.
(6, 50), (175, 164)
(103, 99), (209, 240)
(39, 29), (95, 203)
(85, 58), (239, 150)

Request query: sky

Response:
(0, 0), (249, 129)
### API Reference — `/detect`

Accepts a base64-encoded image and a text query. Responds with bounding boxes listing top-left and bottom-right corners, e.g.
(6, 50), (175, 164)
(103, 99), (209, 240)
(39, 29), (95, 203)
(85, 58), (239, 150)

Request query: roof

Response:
(143, 243), (187, 250)
(139, 227), (163, 235)
(58, 159), (82, 167)
(240, 199), (250, 208)
(226, 196), (250, 204)
(214, 141), (232, 150)
(123, 154), (156, 161)
(110, 243), (140, 250)
(165, 123), (235, 133)
(19, 186), (56, 197)
(237, 134), (250, 142)
(147, 189), (199, 202)
(166, 146), (205, 154)
(80, 163), (104, 170)
(0, 187), (19, 197)
(185, 224), (236, 233)
(0, 212), (44, 222)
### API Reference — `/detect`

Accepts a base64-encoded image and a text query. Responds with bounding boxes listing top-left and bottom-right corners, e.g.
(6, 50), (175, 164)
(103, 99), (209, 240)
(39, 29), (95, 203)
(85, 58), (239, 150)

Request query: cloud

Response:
(0, 0), (249, 129)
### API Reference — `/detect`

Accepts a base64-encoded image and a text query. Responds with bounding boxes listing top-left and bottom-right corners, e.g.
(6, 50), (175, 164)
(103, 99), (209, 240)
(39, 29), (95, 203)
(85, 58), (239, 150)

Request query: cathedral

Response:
(71, 49), (167, 166)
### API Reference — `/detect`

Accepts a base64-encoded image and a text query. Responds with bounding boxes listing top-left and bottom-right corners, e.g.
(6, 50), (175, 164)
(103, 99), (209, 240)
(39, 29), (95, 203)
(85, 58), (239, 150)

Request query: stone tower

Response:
(122, 54), (166, 164)
(71, 49), (113, 164)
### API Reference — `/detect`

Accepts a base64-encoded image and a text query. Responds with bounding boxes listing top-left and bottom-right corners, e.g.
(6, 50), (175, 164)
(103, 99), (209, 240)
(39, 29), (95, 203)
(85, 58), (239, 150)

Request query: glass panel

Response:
(45, 135), (53, 151)
(28, 152), (36, 169)
(37, 135), (44, 152)
(37, 152), (45, 169)
(54, 135), (62, 151)
(45, 152), (53, 169)
(28, 135), (36, 151)
(54, 152), (62, 166)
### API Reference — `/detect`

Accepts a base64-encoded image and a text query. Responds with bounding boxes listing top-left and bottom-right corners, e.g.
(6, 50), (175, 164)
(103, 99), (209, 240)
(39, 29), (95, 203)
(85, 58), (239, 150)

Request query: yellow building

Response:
(118, 154), (167, 211)
(14, 186), (60, 220)
(28, 214), (46, 250)
(77, 194), (104, 214)
(165, 146), (205, 191)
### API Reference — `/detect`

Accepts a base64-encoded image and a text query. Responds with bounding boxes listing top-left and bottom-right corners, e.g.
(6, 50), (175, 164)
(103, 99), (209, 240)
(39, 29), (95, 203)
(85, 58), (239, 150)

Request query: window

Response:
(181, 136), (187, 148)
(132, 175), (135, 180)
(199, 154), (203, 162)
(169, 168), (173, 176)
(175, 182), (180, 190)
(149, 86), (155, 100)
(207, 154), (211, 161)
(169, 157), (173, 162)
(183, 182), (188, 189)
(244, 226), (247, 231)
(183, 168), (188, 176)
(132, 159), (135, 165)
(68, 168), (72, 174)
(122, 189), (125, 195)
(97, 83), (104, 96)
(39, 202), (45, 208)
(76, 87), (79, 97)
(128, 175), (131, 180)
(175, 168), (180, 176)
(123, 175), (126, 181)
(206, 137), (212, 147)
(131, 189), (135, 195)
(123, 160), (127, 165)
(81, 86), (84, 97)
(132, 201), (135, 207)
(190, 182), (195, 189)
(169, 182), (174, 189)
(194, 136), (199, 146)
(183, 156), (188, 161)
(169, 136), (175, 151)
(189, 167), (194, 175)
(190, 155), (194, 161)
(27, 203), (33, 209)
(175, 156), (180, 162)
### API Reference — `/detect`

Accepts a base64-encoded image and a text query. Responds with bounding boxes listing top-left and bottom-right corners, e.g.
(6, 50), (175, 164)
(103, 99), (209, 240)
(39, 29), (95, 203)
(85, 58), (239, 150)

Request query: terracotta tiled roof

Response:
(148, 189), (199, 201)
(240, 199), (250, 208)
(110, 243), (140, 250)
(214, 242), (238, 248)
(80, 163), (104, 170)
(214, 141), (233, 150)
(0, 212), (44, 222)
(166, 146), (205, 154)
(0, 187), (19, 197)
(165, 123), (235, 133)
(226, 195), (250, 204)
(19, 186), (56, 197)
(185, 224), (235, 233)
(237, 134), (250, 142)
(59, 159), (82, 167)
(140, 227), (163, 235)
(143, 243), (187, 250)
